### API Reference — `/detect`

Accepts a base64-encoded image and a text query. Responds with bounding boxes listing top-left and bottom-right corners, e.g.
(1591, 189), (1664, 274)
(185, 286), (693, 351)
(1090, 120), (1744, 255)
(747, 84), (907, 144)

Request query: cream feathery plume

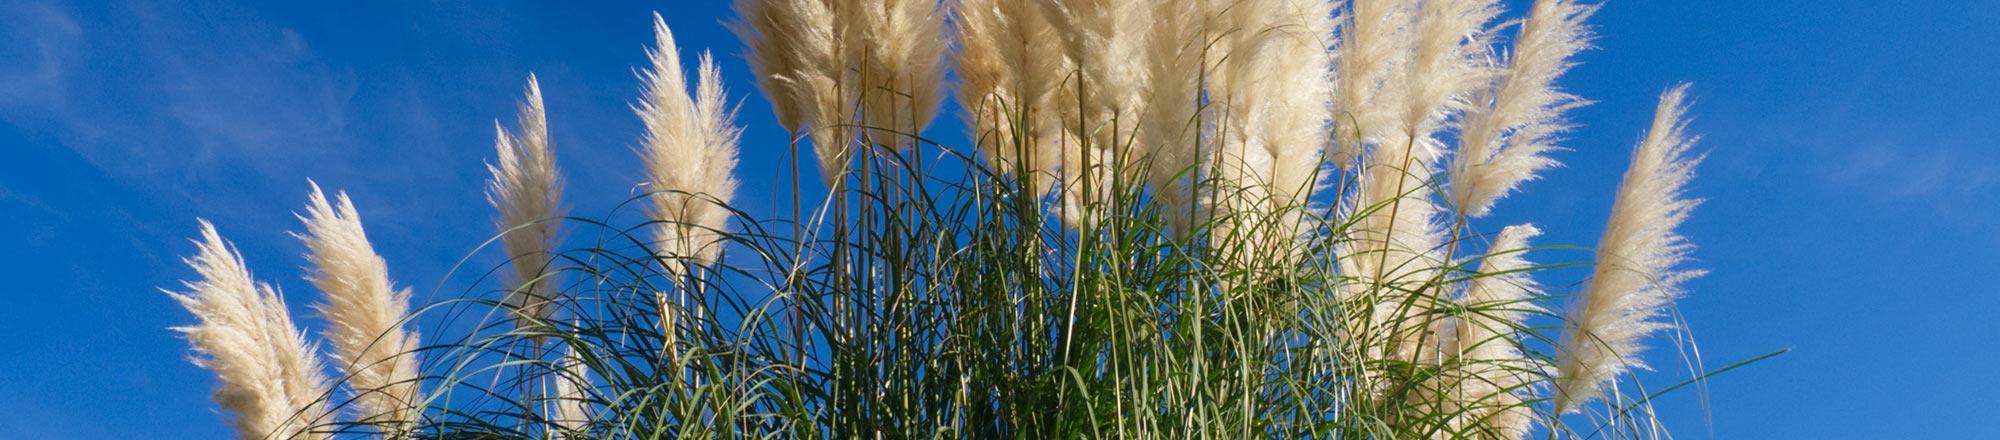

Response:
(1348, 0), (1501, 364)
(952, 0), (1067, 195)
(1206, 0), (1279, 223)
(1347, 132), (1452, 363)
(844, 0), (948, 144)
(1450, 224), (1545, 439)
(1257, 0), (1336, 215)
(1402, 0), (1502, 138)
(1554, 85), (1704, 414)
(639, 14), (743, 270)
(296, 183), (423, 429)
(1449, 0), (1596, 218)
(1137, 0), (1207, 236)
(952, 0), (1013, 154)
(1206, 0), (1337, 241)
(486, 76), (567, 329)
(1330, 0), (1415, 166)
(1034, 0), (1153, 127)
(550, 343), (593, 436)
(169, 222), (334, 440)
(1456, 225), (1543, 367)
(1035, 0), (1155, 230)
(733, 0), (853, 184)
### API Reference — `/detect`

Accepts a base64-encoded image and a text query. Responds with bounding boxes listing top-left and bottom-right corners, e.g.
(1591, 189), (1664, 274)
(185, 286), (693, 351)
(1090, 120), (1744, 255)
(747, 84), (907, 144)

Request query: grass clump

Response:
(163, 1), (1781, 439)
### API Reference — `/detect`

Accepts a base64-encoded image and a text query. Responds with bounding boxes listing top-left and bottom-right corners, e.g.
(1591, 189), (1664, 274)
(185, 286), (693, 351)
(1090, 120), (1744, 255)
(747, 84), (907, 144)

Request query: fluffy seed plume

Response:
(952, 0), (1068, 195)
(1034, 0), (1153, 126)
(1345, 133), (1452, 363)
(169, 222), (334, 440)
(1205, 0), (1337, 243)
(639, 14), (743, 270)
(1331, 0), (1416, 165)
(550, 344), (593, 436)
(1136, 0), (1205, 236)
(843, 0), (948, 144)
(1451, 224), (1545, 438)
(733, 0), (853, 183)
(1034, 0), (1156, 229)
(1344, 0), (1503, 365)
(1449, 0), (1597, 217)
(1554, 85), (1705, 414)
(1254, 0), (1336, 214)
(486, 76), (567, 329)
(1402, 0), (1502, 138)
(296, 183), (423, 428)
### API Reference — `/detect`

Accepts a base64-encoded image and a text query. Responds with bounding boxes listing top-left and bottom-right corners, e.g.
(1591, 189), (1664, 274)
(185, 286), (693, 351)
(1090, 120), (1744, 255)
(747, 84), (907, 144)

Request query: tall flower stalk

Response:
(952, 0), (1068, 196)
(639, 14), (744, 271)
(1204, 0), (1338, 248)
(1449, 0), (1597, 218)
(733, 0), (852, 184)
(843, 0), (948, 148)
(296, 183), (423, 429)
(169, 222), (334, 440)
(486, 77), (568, 330)
(1555, 85), (1705, 414)
(1449, 224), (1547, 437)
(637, 15), (745, 354)
(1034, 0), (1157, 230)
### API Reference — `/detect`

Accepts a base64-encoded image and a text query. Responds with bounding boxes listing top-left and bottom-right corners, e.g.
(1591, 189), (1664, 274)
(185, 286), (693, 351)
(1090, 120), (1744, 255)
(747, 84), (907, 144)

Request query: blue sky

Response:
(2, 1), (1995, 438)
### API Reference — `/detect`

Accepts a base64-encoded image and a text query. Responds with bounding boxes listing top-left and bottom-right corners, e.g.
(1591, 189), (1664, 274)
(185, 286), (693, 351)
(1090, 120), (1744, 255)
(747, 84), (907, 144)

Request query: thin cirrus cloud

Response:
(0, 2), (81, 114)
(0, 1), (489, 245)
(1824, 144), (1993, 200)
(1819, 142), (1999, 241)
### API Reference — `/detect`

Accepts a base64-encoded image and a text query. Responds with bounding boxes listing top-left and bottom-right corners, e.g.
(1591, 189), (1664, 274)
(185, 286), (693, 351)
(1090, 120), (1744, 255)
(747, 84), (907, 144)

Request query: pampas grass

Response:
(296, 183), (422, 429)
(1134, 0), (1205, 235)
(1554, 85), (1705, 415)
(1034, 0), (1157, 229)
(1203, 0), (1338, 247)
(844, 0), (948, 144)
(638, 14), (743, 269)
(637, 15), (744, 357)
(952, 0), (1067, 196)
(1332, 0), (1416, 165)
(486, 77), (568, 328)
(1451, 224), (1547, 438)
(159, 3), (1763, 439)
(549, 344), (593, 435)
(1403, 0), (1502, 136)
(169, 222), (333, 440)
(1449, 0), (1596, 218)
(733, 0), (853, 183)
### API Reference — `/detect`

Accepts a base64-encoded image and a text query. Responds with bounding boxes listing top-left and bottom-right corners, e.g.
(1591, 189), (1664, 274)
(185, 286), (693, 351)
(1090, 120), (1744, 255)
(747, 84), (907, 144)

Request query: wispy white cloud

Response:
(1821, 142), (1995, 200)
(0, 1), (376, 237)
(0, 2), (82, 112)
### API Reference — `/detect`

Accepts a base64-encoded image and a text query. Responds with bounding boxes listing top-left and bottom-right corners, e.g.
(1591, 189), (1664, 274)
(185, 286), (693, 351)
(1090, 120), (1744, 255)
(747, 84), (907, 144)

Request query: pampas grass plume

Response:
(1554, 85), (1705, 414)
(551, 343), (593, 436)
(295, 182), (423, 428)
(639, 14), (743, 269)
(1403, 0), (1501, 136)
(1204, 0), (1337, 241)
(846, 0), (948, 140)
(1454, 224), (1545, 438)
(1034, 0), (1155, 230)
(1255, 0), (1336, 213)
(1331, 0), (1416, 164)
(952, 0), (1067, 195)
(169, 222), (334, 440)
(486, 76), (568, 329)
(1449, 0), (1596, 218)
(733, 0), (853, 183)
